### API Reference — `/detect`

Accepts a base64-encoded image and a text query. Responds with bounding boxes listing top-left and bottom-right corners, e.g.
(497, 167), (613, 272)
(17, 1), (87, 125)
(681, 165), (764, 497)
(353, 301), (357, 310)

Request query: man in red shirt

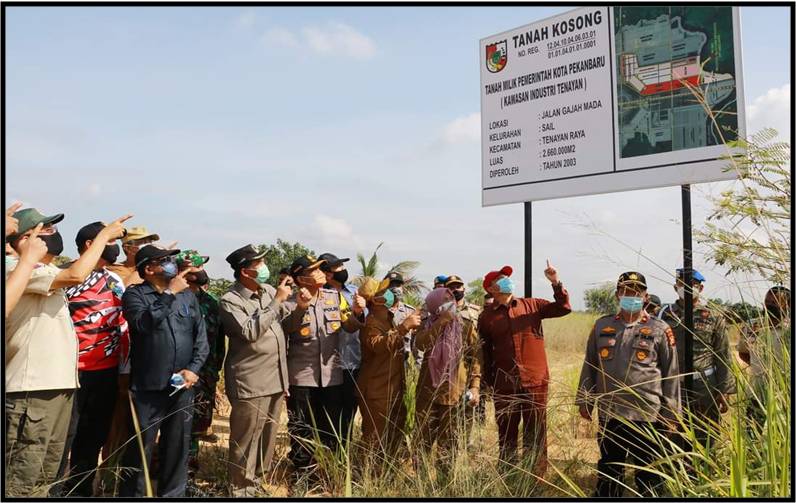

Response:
(55, 222), (129, 497)
(478, 260), (571, 475)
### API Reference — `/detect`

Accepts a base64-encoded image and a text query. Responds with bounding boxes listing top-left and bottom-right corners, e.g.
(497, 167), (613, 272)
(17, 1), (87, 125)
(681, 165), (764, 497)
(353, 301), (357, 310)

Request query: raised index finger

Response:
(6, 202), (23, 216)
(546, 259), (552, 269)
(115, 214), (134, 224)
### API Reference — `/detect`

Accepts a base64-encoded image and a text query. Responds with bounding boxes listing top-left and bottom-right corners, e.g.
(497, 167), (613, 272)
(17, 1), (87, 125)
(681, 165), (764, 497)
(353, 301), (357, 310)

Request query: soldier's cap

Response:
(226, 244), (266, 270)
(175, 249), (210, 268)
(290, 255), (326, 278)
(75, 221), (107, 249)
(318, 253), (349, 272)
(135, 245), (180, 269)
(617, 271), (647, 290)
(384, 271), (404, 286)
(122, 226), (159, 245)
(483, 266), (513, 290)
(434, 275), (450, 287)
(676, 268), (706, 283)
(647, 294), (662, 308)
(7, 208), (64, 241)
(358, 277), (392, 301)
(445, 275), (465, 288)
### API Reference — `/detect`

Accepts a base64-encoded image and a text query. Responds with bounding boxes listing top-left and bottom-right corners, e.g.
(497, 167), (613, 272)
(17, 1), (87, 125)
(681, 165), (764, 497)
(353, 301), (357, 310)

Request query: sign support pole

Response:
(681, 184), (695, 402)
(524, 201), (533, 297)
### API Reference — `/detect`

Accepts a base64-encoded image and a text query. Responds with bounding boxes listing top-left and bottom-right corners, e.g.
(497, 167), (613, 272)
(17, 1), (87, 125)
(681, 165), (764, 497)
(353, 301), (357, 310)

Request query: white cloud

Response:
(746, 84), (790, 139)
(442, 112), (481, 144)
(311, 214), (364, 249)
(263, 22), (377, 60)
(235, 10), (257, 30)
(262, 27), (299, 48)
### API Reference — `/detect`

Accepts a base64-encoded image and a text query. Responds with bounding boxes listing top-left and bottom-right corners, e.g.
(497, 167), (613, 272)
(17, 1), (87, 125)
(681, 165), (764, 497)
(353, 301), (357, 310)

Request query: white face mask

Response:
(676, 286), (699, 300)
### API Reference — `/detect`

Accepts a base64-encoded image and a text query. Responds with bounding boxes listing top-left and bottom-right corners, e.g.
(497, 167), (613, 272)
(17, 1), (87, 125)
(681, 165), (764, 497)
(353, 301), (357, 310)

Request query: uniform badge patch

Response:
(607, 339), (616, 346)
(300, 327), (311, 337)
(636, 350), (648, 361)
(331, 322), (341, 331)
(325, 300), (335, 306)
(639, 327), (652, 336)
(664, 327), (676, 347)
(600, 326), (616, 334)
(599, 348), (611, 358)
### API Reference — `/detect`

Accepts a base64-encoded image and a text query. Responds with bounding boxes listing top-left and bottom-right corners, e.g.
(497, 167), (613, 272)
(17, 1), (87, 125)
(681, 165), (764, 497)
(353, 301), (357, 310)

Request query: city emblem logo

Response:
(486, 40), (508, 73)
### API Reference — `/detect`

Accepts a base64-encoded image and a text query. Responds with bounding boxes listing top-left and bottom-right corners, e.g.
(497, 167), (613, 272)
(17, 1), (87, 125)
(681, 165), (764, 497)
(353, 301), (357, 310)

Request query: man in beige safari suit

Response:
(219, 244), (307, 496)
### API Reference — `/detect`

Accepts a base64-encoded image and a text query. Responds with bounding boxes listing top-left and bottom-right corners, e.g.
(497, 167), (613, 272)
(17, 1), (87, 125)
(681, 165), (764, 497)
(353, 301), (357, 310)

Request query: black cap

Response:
(289, 255), (326, 278)
(278, 267), (291, 276)
(617, 271), (647, 290)
(318, 253), (350, 272)
(226, 244), (266, 270)
(75, 221), (107, 249)
(135, 245), (180, 269)
(384, 271), (404, 286)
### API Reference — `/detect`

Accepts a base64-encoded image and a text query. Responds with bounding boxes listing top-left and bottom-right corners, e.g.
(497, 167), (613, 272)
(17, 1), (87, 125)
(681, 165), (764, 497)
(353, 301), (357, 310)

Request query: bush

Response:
(583, 282), (617, 315)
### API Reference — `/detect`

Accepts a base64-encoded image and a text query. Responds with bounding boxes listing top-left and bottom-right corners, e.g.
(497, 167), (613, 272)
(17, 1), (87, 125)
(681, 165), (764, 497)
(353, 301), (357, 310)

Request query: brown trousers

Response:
(493, 383), (548, 475)
(358, 394), (406, 456)
(5, 389), (75, 497)
(228, 393), (284, 489)
(415, 399), (460, 471)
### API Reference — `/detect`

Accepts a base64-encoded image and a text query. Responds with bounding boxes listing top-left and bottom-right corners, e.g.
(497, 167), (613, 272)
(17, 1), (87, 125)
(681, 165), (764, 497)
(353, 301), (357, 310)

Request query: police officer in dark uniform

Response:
(659, 268), (735, 450)
(577, 272), (680, 497)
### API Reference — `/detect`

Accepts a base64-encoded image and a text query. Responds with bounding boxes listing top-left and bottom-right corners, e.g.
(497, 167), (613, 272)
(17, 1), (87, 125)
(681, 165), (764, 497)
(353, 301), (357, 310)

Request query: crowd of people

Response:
(4, 203), (791, 497)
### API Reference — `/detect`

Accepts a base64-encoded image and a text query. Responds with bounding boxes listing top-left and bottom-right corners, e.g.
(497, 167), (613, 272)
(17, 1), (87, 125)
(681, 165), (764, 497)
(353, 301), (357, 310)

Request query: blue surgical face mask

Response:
(619, 296), (645, 313)
(496, 276), (514, 294)
(380, 289), (396, 309)
(160, 260), (178, 279)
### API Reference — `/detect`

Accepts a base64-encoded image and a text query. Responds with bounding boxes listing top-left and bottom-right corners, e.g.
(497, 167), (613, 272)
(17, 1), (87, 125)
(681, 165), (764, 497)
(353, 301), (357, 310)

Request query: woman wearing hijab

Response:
(357, 278), (422, 457)
(414, 287), (483, 475)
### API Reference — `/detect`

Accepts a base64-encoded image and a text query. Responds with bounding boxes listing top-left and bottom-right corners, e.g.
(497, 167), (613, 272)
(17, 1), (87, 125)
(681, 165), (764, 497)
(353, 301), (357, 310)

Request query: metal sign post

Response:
(525, 202), (533, 297)
(681, 184), (694, 400)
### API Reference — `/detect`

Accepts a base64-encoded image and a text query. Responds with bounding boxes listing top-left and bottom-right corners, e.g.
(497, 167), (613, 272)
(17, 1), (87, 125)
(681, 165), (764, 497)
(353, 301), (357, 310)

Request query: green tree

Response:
(584, 282), (618, 315)
(257, 239), (316, 287)
(355, 242), (383, 280)
(207, 277), (233, 299)
(354, 242), (427, 304)
(465, 279), (487, 306)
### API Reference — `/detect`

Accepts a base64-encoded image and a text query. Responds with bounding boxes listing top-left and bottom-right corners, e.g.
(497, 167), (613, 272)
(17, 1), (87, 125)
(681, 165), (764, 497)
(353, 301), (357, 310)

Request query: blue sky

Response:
(5, 6), (791, 309)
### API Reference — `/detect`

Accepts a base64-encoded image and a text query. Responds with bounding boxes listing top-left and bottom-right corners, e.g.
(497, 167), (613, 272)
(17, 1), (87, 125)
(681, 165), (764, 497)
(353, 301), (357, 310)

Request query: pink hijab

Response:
(424, 288), (462, 388)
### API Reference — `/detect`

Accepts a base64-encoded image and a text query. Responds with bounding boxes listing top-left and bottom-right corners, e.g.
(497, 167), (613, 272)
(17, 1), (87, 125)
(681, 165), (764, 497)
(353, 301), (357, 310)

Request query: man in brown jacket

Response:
(414, 275), (482, 476)
(219, 245), (309, 496)
(478, 261), (571, 475)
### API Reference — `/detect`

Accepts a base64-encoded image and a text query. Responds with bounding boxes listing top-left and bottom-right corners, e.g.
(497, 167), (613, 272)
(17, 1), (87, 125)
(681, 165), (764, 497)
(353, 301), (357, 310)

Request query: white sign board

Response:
(480, 6), (745, 206)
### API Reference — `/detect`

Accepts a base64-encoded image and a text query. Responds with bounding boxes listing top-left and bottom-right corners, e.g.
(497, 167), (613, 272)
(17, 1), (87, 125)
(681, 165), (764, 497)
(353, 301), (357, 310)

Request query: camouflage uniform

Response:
(577, 312), (680, 497)
(189, 290), (226, 467)
(659, 300), (735, 446)
(737, 316), (791, 430)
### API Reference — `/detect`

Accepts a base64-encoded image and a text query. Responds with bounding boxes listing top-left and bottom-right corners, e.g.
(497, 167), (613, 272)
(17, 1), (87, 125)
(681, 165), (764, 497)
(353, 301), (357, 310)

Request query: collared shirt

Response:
(282, 288), (363, 387)
(738, 317), (791, 385)
(219, 282), (299, 399)
(577, 312), (681, 423)
(357, 309), (406, 401)
(478, 283), (571, 390)
(5, 262), (79, 392)
(65, 268), (129, 372)
(336, 283), (363, 370)
(660, 300), (735, 395)
(122, 281), (209, 391)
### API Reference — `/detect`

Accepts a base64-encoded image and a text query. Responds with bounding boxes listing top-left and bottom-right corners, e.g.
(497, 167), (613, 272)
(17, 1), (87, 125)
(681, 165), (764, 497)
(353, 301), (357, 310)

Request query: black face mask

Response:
(101, 244), (120, 264)
(332, 269), (349, 285)
(41, 231), (64, 256)
(452, 290), (465, 302)
(188, 270), (210, 286)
